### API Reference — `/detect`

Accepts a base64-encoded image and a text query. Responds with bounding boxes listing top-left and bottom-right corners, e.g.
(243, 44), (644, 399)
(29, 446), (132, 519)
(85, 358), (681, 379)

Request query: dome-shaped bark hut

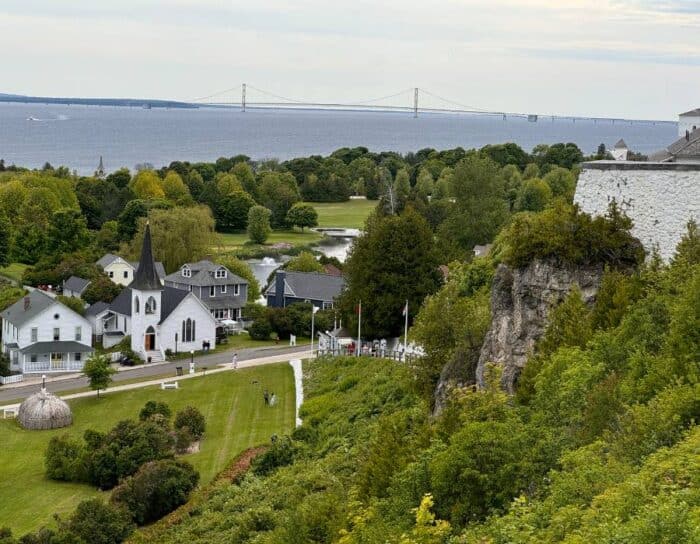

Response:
(18, 389), (72, 430)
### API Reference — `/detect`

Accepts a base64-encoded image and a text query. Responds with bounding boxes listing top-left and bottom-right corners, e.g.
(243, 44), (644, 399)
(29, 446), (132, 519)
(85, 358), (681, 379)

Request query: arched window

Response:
(182, 318), (196, 342)
(145, 296), (157, 314)
(134, 297), (140, 314)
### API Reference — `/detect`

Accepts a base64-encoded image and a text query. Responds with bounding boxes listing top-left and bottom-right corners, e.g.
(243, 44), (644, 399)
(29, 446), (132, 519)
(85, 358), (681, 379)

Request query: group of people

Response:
(263, 389), (277, 406)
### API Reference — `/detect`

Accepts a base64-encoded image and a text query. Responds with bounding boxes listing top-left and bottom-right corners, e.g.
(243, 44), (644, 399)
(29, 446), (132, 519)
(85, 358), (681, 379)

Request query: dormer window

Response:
(182, 266), (191, 278)
(215, 268), (227, 279)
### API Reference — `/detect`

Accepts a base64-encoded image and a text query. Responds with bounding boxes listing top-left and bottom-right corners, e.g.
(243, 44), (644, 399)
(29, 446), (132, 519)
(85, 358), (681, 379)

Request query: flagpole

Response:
(311, 307), (315, 355)
(404, 299), (408, 358)
(357, 300), (362, 357)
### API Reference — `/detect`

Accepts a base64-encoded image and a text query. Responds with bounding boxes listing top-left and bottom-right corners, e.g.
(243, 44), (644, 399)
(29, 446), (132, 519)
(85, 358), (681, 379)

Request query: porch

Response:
(20, 341), (94, 374)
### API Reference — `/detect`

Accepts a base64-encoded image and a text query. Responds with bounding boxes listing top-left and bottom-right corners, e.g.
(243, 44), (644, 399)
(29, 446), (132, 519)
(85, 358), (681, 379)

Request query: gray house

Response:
(164, 260), (248, 320)
(265, 270), (345, 309)
(62, 276), (91, 298)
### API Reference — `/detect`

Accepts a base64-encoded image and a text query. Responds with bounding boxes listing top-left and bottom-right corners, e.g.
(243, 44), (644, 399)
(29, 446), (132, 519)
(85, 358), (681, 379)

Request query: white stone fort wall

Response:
(575, 163), (700, 261)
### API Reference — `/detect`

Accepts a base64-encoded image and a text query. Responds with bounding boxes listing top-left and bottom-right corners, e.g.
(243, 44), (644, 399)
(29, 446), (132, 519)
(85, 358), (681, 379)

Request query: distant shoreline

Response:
(0, 94), (197, 109)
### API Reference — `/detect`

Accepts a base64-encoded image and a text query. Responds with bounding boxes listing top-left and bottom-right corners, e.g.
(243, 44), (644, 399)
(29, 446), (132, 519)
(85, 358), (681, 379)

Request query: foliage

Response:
(0, 286), (27, 312)
(173, 406), (206, 440)
(247, 205), (272, 244)
(130, 170), (165, 200)
(284, 251), (324, 273)
(498, 201), (645, 268)
(217, 190), (256, 232)
(128, 206), (217, 273)
(248, 317), (273, 340)
(285, 203), (319, 231)
(340, 208), (441, 338)
(251, 436), (297, 476)
(139, 401), (172, 423)
(0, 212), (11, 268)
(67, 499), (135, 544)
(82, 275), (122, 305)
(44, 436), (86, 482)
(111, 460), (199, 525)
(514, 177), (552, 212)
(82, 354), (116, 398)
(56, 295), (85, 316)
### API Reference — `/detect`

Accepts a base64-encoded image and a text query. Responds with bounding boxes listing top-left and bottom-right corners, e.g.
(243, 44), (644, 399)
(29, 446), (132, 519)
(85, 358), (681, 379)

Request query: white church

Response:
(97, 223), (217, 361)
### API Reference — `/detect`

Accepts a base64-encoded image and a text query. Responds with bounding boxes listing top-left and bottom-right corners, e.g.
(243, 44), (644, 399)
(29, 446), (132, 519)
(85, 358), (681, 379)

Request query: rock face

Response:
(475, 259), (605, 393)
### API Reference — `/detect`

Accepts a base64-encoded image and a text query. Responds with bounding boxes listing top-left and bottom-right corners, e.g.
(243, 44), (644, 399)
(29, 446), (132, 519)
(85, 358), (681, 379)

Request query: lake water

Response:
(0, 102), (677, 174)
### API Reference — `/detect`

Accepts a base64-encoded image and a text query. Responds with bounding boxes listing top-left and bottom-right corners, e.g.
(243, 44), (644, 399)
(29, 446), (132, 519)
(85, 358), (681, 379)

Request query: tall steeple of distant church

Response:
(131, 222), (162, 291)
(95, 156), (105, 178)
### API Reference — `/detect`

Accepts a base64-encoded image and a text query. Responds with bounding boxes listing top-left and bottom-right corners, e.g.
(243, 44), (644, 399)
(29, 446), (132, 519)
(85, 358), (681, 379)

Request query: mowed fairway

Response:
(0, 363), (295, 536)
(309, 199), (376, 229)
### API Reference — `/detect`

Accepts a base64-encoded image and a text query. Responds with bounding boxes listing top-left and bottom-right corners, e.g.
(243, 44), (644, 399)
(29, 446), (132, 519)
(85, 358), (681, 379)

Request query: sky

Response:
(1, 0), (699, 119)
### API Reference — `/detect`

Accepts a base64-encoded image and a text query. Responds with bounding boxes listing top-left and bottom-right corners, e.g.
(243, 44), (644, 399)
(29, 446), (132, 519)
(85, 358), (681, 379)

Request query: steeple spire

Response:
(95, 156), (105, 178)
(131, 222), (162, 290)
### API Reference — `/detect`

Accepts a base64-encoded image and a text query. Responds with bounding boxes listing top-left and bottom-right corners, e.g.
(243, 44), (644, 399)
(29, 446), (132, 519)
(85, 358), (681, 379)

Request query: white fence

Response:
(0, 374), (23, 385)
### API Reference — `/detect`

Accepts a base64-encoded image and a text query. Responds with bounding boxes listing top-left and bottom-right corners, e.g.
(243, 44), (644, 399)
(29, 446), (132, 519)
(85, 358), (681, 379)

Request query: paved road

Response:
(0, 344), (311, 403)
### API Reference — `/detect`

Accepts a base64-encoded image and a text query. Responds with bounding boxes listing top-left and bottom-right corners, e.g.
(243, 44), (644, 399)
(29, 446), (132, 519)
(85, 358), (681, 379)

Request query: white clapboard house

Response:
(1, 290), (94, 374)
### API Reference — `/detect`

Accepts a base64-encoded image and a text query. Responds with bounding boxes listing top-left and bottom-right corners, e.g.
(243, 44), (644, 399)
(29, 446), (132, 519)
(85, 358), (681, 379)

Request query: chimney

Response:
(23, 296), (30, 311)
(275, 271), (286, 308)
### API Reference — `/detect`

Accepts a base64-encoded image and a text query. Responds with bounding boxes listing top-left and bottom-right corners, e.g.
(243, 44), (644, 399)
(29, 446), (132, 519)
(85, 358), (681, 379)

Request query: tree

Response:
(82, 275), (122, 305)
(106, 167), (131, 189)
(232, 161), (258, 200)
(117, 198), (172, 242)
(139, 401), (172, 422)
(83, 354), (116, 398)
(216, 256), (261, 301)
(285, 251), (324, 273)
(286, 203), (318, 231)
(543, 166), (577, 200)
(161, 171), (191, 204)
(415, 169), (434, 199)
(437, 155), (509, 258)
(0, 212), (11, 268)
(96, 220), (121, 253)
(174, 406), (206, 440)
(45, 435), (86, 481)
(110, 460), (199, 525)
(48, 209), (91, 257)
(259, 172), (301, 227)
(217, 190), (256, 232)
(339, 208), (442, 338)
(394, 168), (411, 211)
(68, 499), (135, 544)
(247, 205), (272, 244)
(56, 295), (85, 316)
(514, 178), (552, 212)
(128, 206), (218, 273)
(129, 170), (165, 200)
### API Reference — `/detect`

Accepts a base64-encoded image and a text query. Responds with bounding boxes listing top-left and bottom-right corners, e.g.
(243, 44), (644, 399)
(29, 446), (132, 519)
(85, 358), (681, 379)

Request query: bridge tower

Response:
(413, 88), (418, 118)
(242, 83), (246, 112)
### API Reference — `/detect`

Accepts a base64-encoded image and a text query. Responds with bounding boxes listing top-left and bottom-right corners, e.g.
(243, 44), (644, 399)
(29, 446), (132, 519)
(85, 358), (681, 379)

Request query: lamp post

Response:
(189, 350), (195, 374)
(311, 305), (319, 356)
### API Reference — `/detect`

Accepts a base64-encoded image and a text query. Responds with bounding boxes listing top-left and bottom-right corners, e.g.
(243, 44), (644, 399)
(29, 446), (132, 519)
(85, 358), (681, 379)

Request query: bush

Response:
(175, 426), (195, 454)
(252, 436), (297, 476)
(249, 318), (273, 341)
(139, 401), (172, 423)
(68, 498), (135, 544)
(45, 435), (86, 482)
(174, 406), (206, 440)
(111, 460), (199, 525)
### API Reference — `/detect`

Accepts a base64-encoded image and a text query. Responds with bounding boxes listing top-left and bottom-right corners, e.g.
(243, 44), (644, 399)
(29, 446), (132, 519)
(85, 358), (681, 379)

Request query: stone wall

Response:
(575, 162), (700, 261)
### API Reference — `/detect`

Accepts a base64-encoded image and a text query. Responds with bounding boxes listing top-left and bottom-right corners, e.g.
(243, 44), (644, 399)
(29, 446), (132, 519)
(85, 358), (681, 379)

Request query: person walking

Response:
(232, 353), (238, 369)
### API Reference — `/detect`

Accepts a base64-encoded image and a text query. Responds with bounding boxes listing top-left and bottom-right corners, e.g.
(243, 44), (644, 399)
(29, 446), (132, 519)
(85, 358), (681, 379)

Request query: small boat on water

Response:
(26, 116), (40, 121)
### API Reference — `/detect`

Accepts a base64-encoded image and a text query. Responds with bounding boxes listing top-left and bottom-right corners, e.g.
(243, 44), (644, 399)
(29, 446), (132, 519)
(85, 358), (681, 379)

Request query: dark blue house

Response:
(265, 270), (345, 309)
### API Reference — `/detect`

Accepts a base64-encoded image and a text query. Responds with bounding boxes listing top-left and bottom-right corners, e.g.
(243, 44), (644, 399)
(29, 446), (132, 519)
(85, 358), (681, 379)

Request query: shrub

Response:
(111, 460), (199, 525)
(249, 318), (273, 341)
(252, 436), (296, 476)
(68, 498), (134, 544)
(139, 401), (172, 423)
(175, 426), (195, 454)
(174, 406), (206, 440)
(247, 205), (272, 244)
(45, 435), (86, 482)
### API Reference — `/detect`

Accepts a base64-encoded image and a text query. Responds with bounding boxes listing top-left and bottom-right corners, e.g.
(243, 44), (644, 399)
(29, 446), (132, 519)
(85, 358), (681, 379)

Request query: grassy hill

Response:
(0, 363), (295, 536)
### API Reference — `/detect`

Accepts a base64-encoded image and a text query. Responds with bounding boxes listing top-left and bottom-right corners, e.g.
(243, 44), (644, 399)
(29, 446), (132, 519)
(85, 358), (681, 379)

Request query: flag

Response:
(402, 301), (408, 316)
(312, 305), (320, 314)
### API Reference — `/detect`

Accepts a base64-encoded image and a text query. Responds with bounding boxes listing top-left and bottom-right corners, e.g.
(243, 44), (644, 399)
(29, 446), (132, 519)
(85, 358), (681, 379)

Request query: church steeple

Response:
(95, 156), (105, 179)
(131, 222), (162, 290)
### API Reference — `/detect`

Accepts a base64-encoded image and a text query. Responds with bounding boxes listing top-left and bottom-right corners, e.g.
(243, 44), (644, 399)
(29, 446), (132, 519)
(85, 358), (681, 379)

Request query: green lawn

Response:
(218, 230), (323, 252)
(307, 199), (376, 229)
(0, 363), (295, 536)
(0, 262), (28, 283)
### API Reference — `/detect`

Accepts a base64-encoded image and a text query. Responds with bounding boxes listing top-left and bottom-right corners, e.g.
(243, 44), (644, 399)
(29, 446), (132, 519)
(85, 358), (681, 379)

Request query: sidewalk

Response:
(0, 350), (313, 411)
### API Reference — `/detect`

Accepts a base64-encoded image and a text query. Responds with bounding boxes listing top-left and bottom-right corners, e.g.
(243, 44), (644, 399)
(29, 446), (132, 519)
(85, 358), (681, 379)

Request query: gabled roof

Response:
(679, 108), (700, 117)
(1, 290), (58, 327)
(614, 138), (628, 149)
(97, 254), (166, 280)
(109, 286), (192, 323)
(164, 260), (247, 287)
(63, 276), (91, 294)
(109, 287), (133, 316)
(85, 301), (110, 317)
(266, 271), (345, 303)
(131, 223), (162, 291)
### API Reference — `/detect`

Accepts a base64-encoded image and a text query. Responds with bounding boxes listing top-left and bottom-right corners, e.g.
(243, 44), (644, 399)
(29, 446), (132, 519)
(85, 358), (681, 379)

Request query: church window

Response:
(134, 297), (140, 314)
(145, 296), (157, 314)
(182, 318), (196, 342)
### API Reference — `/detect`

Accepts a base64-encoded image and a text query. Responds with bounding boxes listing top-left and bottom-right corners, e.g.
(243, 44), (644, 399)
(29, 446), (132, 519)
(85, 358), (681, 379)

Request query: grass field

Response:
(218, 229), (323, 253)
(0, 262), (28, 283)
(0, 363), (295, 536)
(308, 199), (376, 229)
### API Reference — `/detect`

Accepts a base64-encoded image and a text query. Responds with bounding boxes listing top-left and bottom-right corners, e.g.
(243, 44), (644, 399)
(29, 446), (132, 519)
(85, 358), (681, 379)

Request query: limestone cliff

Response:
(475, 259), (605, 393)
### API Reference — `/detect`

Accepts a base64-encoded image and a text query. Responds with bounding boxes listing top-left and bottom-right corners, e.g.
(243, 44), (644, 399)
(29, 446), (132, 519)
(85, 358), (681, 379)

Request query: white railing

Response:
(0, 374), (23, 385)
(23, 361), (85, 373)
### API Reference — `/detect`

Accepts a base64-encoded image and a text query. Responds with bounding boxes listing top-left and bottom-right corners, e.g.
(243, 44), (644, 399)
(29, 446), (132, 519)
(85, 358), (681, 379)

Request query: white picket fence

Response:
(0, 374), (23, 385)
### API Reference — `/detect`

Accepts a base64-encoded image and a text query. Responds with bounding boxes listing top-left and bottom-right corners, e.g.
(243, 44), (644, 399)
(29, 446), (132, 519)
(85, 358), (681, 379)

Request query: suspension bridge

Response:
(188, 84), (670, 126)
